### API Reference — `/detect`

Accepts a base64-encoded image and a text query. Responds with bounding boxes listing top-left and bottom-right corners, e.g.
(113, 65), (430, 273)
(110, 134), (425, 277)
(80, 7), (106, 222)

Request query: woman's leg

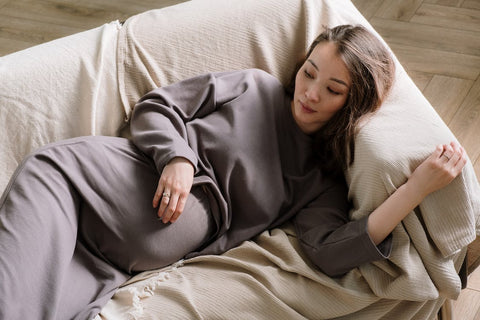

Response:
(0, 137), (130, 319)
(0, 136), (214, 320)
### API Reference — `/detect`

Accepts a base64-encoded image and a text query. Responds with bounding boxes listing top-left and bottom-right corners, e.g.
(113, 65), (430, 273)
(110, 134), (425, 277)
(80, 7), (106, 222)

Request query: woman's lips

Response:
(300, 101), (315, 113)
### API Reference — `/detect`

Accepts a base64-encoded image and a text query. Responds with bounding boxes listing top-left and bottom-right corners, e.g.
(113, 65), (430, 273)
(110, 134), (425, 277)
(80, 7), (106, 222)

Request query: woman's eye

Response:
(303, 70), (313, 79)
(328, 88), (340, 95)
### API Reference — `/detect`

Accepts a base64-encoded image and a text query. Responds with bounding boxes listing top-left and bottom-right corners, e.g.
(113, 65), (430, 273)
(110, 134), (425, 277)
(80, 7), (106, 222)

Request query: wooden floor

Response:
(0, 0), (479, 319)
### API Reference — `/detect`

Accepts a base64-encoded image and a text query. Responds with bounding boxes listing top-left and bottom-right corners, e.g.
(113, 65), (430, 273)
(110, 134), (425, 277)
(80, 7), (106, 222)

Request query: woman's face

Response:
(291, 41), (351, 135)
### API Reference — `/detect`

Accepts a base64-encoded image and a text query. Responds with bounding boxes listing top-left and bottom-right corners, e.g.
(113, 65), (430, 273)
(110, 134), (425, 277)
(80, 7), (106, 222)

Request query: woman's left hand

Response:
(367, 141), (467, 245)
(153, 157), (194, 223)
(408, 141), (467, 199)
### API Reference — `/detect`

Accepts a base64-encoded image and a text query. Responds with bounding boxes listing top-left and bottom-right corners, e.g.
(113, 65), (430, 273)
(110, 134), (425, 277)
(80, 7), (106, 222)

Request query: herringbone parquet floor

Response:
(1, 0), (479, 319)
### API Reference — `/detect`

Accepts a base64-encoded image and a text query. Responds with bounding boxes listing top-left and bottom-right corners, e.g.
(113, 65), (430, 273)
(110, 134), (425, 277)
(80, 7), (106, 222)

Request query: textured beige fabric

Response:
(0, 21), (125, 193)
(100, 0), (480, 319)
(116, 0), (342, 118)
(347, 67), (480, 301)
(1, 0), (478, 318)
(100, 223), (451, 319)
(349, 69), (480, 258)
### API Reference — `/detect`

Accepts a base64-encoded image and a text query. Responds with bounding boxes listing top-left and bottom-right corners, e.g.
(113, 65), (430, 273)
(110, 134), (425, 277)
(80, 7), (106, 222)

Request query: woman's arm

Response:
(295, 141), (467, 277)
(294, 177), (389, 277)
(131, 69), (270, 223)
(130, 73), (219, 174)
(130, 74), (218, 223)
(367, 141), (467, 245)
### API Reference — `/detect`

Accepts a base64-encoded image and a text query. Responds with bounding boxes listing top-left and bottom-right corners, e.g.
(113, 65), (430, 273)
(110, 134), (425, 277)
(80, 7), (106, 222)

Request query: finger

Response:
(431, 144), (445, 163)
(153, 183), (164, 208)
(449, 142), (462, 165)
(441, 144), (454, 162)
(433, 144), (444, 158)
(158, 190), (171, 219)
(450, 141), (461, 149)
(162, 193), (180, 223)
(453, 146), (467, 172)
(170, 194), (188, 223)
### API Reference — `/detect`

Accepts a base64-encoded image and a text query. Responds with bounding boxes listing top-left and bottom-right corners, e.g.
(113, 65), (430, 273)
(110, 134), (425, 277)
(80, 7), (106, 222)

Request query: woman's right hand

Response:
(407, 141), (467, 199)
(153, 157), (194, 224)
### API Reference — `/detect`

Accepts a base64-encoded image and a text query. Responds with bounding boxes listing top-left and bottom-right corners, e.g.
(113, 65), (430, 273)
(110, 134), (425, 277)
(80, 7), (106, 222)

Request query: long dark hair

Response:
(287, 25), (395, 176)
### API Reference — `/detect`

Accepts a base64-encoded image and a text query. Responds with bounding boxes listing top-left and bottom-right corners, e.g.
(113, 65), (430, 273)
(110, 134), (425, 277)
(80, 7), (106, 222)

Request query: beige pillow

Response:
(347, 67), (480, 258)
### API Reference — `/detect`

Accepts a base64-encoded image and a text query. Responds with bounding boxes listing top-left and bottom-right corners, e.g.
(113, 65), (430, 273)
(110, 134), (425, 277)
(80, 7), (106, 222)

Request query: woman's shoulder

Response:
(211, 69), (287, 103)
(214, 69), (283, 89)
(242, 69), (286, 97)
(240, 68), (282, 85)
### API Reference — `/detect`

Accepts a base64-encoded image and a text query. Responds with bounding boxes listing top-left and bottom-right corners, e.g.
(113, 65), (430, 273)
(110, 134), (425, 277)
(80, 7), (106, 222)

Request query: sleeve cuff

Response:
(361, 216), (393, 259)
(156, 148), (198, 174)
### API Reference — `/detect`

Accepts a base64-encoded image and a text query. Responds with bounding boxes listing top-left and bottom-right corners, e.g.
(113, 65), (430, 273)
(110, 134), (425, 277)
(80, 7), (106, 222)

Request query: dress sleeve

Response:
(130, 73), (217, 173)
(130, 70), (257, 173)
(294, 178), (392, 277)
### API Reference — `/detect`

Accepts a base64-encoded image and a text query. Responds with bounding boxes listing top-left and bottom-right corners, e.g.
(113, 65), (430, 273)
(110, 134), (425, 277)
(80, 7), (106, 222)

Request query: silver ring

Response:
(162, 192), (171, 198)
(442, 154), (450, 161)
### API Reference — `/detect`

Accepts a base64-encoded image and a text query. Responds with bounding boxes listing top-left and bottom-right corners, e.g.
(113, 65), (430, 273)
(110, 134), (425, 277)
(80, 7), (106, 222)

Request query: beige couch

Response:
(1, 0), (479, 319)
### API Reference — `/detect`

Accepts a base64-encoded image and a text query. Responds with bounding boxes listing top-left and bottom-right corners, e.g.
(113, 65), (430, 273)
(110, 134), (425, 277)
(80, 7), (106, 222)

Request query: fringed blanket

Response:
(99, 222), (455, 319)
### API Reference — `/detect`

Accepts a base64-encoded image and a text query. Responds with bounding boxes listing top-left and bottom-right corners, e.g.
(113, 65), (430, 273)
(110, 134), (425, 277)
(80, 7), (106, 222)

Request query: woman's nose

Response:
(305, 88), (320, 102)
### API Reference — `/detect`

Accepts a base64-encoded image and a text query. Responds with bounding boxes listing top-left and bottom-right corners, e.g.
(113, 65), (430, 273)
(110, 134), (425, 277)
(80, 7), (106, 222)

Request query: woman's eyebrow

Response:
(331, 78), (349, 87)
(307, 59), (318, 70)
(308, 59), (349, 88)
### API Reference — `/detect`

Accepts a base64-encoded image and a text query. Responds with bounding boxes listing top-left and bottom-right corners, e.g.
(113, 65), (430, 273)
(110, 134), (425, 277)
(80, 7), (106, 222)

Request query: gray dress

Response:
(0, 69), (390, 319)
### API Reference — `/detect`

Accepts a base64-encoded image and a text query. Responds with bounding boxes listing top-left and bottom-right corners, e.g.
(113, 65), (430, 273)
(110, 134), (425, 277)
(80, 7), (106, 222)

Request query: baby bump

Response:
(84, 186), (215, 273)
